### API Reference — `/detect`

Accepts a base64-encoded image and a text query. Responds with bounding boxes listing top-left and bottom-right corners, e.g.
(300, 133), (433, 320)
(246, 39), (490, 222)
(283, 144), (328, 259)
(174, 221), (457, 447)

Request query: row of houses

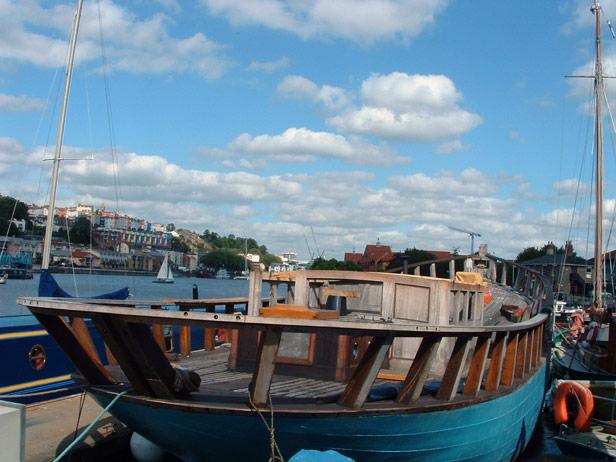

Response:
(28, 204), (168, 234)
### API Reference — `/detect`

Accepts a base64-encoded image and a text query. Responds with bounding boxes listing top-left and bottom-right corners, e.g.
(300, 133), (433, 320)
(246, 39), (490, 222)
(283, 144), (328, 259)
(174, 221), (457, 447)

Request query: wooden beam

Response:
(527, 328), (536, 368)
(500, 333), (518, 387)
(514, 332), (528, 378)
(338, 335), (394, 409)
(250, 326), (283, 408)
(436, 336), (472, 401)
(463, 335), (491, 396)
(396, 334), (442, 405)
(33, 313), (116, 385)
(485, 332), (507, 391)
(91, 314), (180, 399)
(70, 317), (101, 363)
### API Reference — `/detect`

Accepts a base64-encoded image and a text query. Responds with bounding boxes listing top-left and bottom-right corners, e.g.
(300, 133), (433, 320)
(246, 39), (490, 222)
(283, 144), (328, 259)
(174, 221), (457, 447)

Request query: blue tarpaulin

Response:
(289, 450), (355, 462)
(38, 269), (130, 299)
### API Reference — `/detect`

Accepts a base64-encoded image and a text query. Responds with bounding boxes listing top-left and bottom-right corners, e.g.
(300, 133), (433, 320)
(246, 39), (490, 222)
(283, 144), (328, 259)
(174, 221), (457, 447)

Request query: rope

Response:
(248, 392), (285, 462)
(52, 390), (128, 462)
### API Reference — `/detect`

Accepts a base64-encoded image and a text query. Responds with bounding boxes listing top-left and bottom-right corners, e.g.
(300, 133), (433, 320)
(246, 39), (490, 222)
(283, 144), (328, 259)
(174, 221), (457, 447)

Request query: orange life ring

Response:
(581, 321), (600, 345)
(553, 381), (594, 432)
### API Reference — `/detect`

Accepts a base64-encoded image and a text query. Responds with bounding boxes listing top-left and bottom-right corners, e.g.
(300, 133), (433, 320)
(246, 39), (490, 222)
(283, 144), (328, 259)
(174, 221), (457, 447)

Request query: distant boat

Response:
(215, 268), (230, 279)
(153, 255), (174, 284)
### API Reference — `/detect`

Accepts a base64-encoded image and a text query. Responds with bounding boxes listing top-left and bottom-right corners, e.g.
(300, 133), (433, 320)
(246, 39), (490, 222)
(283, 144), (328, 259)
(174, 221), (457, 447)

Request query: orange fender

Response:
(484, 286), (492, 305)
(553, 381), (594, 432)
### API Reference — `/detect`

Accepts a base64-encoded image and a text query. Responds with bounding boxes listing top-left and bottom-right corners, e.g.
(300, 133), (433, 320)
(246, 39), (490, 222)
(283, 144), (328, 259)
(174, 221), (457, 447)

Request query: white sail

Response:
(155, 255), (174, 283)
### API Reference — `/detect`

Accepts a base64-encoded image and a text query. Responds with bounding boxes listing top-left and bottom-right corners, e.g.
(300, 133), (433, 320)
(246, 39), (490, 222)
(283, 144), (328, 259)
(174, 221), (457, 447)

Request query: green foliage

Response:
(515, 242), (575, 262)
(171, 236), (190, 253)
(310, 258), (362, 271)
(201, 249), (246, 271)
(261, 253), (282, 269)
(69, 216), (92, 244)
(0, 195), (28, 237)
(201, 229), (266, 255)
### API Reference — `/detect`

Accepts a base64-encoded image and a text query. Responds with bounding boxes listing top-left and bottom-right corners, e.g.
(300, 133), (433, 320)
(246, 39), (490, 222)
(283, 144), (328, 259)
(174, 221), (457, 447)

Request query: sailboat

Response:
(153, 255), (174, 284)
(551, 1), (616, 382)
(551, 3), (616, 459)
(0, 0), (128, 404)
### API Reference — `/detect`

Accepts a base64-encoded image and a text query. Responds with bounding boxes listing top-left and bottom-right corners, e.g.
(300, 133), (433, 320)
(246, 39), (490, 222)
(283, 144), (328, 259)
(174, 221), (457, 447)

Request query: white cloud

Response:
(0, 93), (45, 112)
(0, 0), (232, 79)
(225, 127), (409, 166)
(278, 75), (351, 111)
(435, 140), (468, 154)
(328, 73), (482, 142)
(202, 0), (450, 44)
(0, 137), (28, 163)
(248, 57), (289, 73)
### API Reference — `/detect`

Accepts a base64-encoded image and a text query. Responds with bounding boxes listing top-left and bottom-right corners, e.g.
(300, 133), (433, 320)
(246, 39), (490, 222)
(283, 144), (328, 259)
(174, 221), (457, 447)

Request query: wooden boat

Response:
(18, 252), (553, 461)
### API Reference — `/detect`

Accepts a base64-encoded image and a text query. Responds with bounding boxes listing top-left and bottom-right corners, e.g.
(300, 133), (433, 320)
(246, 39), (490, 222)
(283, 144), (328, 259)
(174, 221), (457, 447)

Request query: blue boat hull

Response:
(92, 363), (547, 462)
(0, 315), (109, 404)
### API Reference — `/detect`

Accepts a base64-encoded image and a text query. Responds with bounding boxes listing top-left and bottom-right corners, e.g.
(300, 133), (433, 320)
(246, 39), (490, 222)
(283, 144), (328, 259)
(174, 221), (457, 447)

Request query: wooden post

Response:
(396, 334), (442, 405)
(485, 332), (507, 391)
(436, 336), (472, 401)
(500, 333), (519, 387)
(463, 335), (491, 396)
(338, 335), (394, 409)
(250, 326), (283, 408)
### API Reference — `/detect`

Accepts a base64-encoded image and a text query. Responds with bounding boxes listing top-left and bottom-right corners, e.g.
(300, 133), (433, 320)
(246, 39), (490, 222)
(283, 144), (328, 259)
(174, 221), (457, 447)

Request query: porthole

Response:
(29, 344), (47, 371)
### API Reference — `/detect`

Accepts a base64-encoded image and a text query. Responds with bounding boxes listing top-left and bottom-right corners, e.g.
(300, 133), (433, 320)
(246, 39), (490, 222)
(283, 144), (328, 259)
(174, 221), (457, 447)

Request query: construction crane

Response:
(447, 226), (481, 255)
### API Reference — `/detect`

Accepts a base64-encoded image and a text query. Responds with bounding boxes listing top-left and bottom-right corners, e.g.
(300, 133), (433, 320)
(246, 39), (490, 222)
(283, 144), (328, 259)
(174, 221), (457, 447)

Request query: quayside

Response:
(18, 253), (553, 462)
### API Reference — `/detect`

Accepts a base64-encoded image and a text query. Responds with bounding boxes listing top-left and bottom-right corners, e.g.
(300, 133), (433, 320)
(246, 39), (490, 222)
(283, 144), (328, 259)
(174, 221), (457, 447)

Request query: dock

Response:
(25, 393), (131, 462)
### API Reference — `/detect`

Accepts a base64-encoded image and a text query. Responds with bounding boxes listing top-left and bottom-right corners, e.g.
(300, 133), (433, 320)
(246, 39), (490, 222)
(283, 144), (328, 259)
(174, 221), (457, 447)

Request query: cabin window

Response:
(29, 344), (47, 371)
(468, 293), (474, 321)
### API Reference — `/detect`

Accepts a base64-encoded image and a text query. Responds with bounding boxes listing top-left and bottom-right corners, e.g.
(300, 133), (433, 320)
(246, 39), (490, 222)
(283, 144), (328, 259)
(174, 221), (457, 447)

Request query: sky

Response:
(2, 0), (616, 262)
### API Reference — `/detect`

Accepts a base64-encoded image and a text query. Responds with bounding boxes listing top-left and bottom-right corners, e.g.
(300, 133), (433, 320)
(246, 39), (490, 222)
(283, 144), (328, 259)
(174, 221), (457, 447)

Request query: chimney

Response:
(546, 242), (555, 255)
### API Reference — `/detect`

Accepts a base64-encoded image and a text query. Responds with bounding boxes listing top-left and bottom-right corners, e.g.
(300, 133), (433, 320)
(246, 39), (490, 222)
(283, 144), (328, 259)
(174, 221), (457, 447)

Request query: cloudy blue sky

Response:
(1, 0), (615, 261)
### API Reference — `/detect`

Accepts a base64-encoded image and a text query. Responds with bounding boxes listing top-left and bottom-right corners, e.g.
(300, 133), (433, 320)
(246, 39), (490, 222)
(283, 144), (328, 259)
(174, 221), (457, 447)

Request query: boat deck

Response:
(98, 342), (547, 415)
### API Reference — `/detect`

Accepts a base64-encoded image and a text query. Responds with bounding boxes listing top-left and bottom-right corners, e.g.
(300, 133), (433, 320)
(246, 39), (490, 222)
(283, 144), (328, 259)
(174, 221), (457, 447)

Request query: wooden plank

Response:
(248, 270), (263, 316)
(91, 314), (180, 399)
(321, 289), (361, 298)
(250, 325), (283, 408)
(514, 331), (528, 378)
(180, 325), (191, 356)
(70, 317), (102, 364)
(33, 313), (116, 385)
(294, 272), (309, 306)
(527, 328), (536, 368)
(500, 333), (518, 387)
(338, 335), (394, 409)
(485, 332), (507, 391)
(260, 306), (340, 319)
(396, 334), (442, 405)
(436, 336), (472, 401)
(463, 335), (491, 396)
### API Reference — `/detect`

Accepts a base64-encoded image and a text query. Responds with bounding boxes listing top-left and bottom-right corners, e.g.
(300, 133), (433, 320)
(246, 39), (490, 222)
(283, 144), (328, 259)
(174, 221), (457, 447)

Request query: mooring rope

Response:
(52, 390), (129, 462)
(248, 392), (285, 462)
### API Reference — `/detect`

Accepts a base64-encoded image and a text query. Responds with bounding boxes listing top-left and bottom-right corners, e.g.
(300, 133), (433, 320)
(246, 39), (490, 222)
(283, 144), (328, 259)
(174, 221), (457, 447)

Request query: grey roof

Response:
(520, 253), (588, 267)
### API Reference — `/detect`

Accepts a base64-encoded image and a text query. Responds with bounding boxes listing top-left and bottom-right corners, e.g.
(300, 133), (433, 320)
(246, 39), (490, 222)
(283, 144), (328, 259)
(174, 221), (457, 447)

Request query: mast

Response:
(593, 2), (605, 309)
(42, 0), (83, 270)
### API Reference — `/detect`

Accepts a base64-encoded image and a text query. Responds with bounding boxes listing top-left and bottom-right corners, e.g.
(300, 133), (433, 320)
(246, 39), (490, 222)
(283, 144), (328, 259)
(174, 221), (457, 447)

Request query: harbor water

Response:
(2, 273), (566, 460)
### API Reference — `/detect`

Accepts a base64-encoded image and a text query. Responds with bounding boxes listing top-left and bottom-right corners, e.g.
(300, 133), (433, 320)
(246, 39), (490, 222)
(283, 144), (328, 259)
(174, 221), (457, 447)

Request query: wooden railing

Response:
(19, 296), (549, 410)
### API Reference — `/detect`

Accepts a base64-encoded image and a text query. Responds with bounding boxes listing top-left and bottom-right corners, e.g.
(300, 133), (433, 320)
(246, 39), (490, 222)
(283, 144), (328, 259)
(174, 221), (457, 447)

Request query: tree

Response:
(171, 236), (190, 253)
(310, 258), (361, 271)
(201, 249), (245, 271)
(167, 223), (176, 231)
(261, 253), (282, 270)
(69, 217), (92, 244)
(0, 195), (29, 237)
